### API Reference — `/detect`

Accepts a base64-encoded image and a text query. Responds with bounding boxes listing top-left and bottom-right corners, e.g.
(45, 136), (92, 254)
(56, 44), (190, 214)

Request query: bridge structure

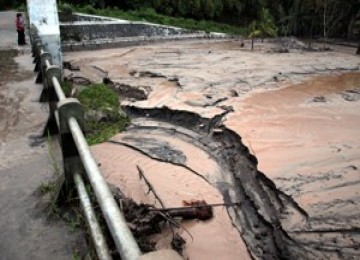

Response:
(26, 1), (181, 259)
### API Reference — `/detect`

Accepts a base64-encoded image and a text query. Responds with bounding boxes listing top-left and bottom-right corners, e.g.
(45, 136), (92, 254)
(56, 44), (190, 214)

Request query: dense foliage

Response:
(7, 0), (360, 38)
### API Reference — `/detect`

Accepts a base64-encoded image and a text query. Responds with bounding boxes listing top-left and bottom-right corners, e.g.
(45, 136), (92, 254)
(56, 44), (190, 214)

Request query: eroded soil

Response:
(66, 39), (360, 259)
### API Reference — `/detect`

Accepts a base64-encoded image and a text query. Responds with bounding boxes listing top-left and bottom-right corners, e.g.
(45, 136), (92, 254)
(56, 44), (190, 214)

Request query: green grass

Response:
(77, 84), (129, 145)
(61, 82), (129, 145)
(38, 180), (57, 194)
(74, 6), (247, 35)
(61, 81), (72, 97)
(77, 83), (119, 110)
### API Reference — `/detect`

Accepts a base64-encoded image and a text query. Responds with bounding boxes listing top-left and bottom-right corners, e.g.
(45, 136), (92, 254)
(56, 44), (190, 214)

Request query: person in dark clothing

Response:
(16, 13), (26, 45)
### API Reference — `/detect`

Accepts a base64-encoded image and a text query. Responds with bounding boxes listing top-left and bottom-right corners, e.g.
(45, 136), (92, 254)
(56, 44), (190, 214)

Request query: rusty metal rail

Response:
(31, 33), (141, 260)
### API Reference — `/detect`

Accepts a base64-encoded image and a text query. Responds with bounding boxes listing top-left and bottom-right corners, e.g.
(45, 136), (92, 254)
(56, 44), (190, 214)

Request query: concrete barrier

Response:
(59, 13), (231, 52)
(26, 0), (62, 66)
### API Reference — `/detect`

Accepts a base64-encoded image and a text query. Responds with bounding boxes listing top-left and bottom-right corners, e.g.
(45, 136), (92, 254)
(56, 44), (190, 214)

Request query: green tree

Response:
(249, 21), (260, 50)
(258, 7), (278, 40)
(249, 7), (277, 50)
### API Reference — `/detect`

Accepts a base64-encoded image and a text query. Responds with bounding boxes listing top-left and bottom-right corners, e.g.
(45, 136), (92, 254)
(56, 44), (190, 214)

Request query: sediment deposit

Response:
(66, 39), (360, 259)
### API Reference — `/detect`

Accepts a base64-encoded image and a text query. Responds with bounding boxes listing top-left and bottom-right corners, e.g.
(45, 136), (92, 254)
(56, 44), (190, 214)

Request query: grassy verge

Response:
(66, 5), (247, 35)
(61, 82), (130, 145)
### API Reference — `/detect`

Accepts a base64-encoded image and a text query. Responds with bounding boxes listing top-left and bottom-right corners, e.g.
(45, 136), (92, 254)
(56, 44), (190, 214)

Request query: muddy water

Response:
(225, 73), (360, 218)
(92, 141), (250, 259)
(68, 40), (360, 258)
(226, 72), (360, 175)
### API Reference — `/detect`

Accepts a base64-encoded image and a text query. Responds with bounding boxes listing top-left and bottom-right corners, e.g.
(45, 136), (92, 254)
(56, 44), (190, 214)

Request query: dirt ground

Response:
(0, 11), (86, 260)
(66, 38), (360, 259)
(2, 6), (358, 259)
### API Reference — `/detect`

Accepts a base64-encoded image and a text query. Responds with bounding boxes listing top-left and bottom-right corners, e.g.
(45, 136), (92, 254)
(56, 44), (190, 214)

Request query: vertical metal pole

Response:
(74, 172), (112, 260)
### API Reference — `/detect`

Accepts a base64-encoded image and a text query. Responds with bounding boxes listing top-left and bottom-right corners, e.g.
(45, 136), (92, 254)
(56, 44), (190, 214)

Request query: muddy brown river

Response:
(66, 39), (360, 259)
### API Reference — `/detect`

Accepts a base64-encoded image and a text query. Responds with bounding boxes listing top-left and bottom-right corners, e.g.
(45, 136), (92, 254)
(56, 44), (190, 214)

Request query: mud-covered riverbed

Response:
(66, 39), (360, 259)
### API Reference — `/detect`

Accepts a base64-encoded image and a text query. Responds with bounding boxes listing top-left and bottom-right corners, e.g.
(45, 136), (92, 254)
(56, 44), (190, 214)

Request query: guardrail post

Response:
(37, 51), (52, 84)
(41, 65), (62, 135)
(57, 98), (85, 198)
(47, 66), (62, 84)
(34, 43), (43, 72)
(40, 65), (61, 102)
(33, 40), (40, 62)
(31, 38), (36, 58)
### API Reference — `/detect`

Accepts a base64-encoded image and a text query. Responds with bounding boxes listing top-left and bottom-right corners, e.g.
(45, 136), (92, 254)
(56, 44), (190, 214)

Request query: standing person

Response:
(16, 13), (26, 45)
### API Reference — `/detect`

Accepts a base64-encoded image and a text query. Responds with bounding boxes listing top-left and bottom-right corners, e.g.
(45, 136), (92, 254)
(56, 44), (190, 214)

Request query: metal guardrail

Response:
(31, 32), (141, 260)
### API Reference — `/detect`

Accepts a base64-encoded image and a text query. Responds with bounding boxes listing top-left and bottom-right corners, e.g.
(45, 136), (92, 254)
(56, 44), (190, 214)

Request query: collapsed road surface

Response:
(65, 39), (360, 259)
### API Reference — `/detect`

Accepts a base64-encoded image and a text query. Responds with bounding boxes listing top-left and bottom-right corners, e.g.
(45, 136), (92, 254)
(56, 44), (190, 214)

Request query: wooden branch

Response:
(137, 165), (165, 208)
(148, 202), (241, 212)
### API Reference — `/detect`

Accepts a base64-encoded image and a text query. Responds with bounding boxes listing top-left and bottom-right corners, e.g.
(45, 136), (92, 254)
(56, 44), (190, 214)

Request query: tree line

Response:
(6, 0), (360, 38)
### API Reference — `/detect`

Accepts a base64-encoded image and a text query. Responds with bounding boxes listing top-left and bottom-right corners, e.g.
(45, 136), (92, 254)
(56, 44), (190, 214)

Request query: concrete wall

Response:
(59, 13), (229, 52)
(26, 0), (62, 66)
(60, 22), (191, 41)
(61, 34), (227, 52)
(59, 12), (115, 23)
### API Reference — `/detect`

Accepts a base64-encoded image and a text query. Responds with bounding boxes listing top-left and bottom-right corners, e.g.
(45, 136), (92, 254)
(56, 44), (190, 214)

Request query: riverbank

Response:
(65, 38), (360, 258)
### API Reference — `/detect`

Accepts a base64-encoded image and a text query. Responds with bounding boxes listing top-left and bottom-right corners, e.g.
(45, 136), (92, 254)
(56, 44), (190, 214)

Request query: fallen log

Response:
(149, 202), (241, 221)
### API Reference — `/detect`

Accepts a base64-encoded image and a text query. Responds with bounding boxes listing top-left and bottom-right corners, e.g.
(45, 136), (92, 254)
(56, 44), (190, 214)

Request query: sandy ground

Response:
(92, 141), (249, 259)
(0, 11), (86, 260)
(66, 35), (360, 258)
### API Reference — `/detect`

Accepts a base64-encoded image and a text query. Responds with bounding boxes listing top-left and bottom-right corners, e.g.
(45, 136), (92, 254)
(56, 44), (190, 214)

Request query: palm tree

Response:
(249, 8), (278, 50)
(249, 21), (260, 51)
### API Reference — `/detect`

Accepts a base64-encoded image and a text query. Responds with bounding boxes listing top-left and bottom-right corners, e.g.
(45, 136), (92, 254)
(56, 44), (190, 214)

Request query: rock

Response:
(168, 76), (179, 82)
(129, 69), (137, 76)
(340, 89), (360, 102)
(312, 96), (326, 102)
(69, 76), (91, 86)
(63, 61), (80, 71)
(230, 89), (239, 97)
(102, 77), (112, 84)
(219, 105), (234, 112)
(139, 71), (165, 78)
(85, 109), (118, 123)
